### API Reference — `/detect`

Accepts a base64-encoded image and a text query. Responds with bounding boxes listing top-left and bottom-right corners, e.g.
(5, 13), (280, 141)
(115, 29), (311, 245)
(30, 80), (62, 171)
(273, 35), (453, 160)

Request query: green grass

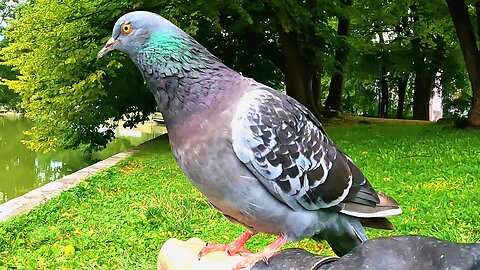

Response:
(1, 120), (479, 269)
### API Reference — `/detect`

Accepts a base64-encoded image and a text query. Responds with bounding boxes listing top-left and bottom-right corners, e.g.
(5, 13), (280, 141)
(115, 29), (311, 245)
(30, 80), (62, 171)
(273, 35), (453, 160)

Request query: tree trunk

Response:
(413, 73), (434, 120)
(325, 0), (352, 113)
(278, 29), (322, 118)
(446, 0), (480, 127)
(312, 70), (322, 109)
(409, 4), (431, 120)
(378, 66), (389, 118)
(396, 76), (408, 119)
(326, 71), (345, 113)
(476, 1), (480, 37)
(411, 36), (435, 120)
(376, 33), (389, 118)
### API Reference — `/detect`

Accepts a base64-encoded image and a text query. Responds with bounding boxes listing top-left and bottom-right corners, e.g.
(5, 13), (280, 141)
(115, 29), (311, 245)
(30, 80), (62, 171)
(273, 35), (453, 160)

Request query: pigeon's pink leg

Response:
(198, 230), (256, 258)
(232, 234), (287, 270)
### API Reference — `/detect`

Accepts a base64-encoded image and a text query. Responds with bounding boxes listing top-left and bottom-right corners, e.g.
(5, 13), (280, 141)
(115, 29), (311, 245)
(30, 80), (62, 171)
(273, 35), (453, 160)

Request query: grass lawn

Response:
(1, 119), (479, 269)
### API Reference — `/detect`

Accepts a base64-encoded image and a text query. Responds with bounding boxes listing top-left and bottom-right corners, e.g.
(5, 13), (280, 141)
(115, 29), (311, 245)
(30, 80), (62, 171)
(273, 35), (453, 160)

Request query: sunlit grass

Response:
(0, 120), (479, 269)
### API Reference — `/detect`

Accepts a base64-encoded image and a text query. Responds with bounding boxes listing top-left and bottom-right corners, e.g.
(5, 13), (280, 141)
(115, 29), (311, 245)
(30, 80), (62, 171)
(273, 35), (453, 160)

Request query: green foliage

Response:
(0, 40), (19, 110)
(345, 0), (470, 116)
(1, 0), (331, 151)
(1, 0), (478, 152)
(0, 65), (19, 110)
(0, 0), (207, 152)
(2, 0), (153, 151)
(0, 121), (479, 268)
(188, 1), (286, 90)
(190, 0), (343, 90)
(1, 0), (346, 151)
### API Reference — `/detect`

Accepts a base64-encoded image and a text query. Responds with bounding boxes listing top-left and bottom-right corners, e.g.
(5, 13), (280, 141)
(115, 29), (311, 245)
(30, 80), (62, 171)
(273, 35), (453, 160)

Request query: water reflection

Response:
(35, 159), (63, 184)
(0, 114), (166, 203)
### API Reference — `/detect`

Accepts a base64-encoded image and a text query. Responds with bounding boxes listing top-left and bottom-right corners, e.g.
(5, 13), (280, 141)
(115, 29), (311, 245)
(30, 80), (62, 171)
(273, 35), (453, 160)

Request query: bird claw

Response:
(232, 234), (287, 270)
(231, 251), (277, 270)
(197, 242), (215, 259)
(198, 241), (253, 260)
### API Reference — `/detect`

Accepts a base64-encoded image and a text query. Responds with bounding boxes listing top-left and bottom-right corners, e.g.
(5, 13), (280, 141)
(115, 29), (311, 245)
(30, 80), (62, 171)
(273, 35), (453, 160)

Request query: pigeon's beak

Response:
(97, 37), (116, 59)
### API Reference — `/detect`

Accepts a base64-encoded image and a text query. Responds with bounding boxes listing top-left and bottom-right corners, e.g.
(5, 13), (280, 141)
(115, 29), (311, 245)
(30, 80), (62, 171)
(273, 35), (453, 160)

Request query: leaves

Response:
(0, 0), (477, 152)
(1, 0), (158, 152)
(344, 0), (469, 117)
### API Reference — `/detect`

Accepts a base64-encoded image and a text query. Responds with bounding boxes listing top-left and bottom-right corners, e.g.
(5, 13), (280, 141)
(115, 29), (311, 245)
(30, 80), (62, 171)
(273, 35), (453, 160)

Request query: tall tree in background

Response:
(409, 3), (449, 120)
(396, 75), (409, 118)
(0, 6), (19, 110)
(0, 40), (19, 110)
(325, 0), (352, 114)
(347, 0), (414, 118)
(347, 0), (460, 119)
(445, 0), (480, 127)
(411, 37), (436, 120)
(247, 0), (338, 118)
(192, 1), (341, 118)
(1, 0), (168, 151)
(377, 33), (389, 118)
(277, 19), (323, 117)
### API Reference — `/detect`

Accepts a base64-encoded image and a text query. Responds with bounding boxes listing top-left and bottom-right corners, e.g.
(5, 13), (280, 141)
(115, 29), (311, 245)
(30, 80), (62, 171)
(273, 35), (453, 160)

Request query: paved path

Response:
(0, 149), (137, 222)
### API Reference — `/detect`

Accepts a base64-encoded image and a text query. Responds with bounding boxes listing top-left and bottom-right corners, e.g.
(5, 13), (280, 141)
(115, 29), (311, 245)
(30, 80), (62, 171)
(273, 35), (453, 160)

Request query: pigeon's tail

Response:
(339, 191), (402, 228)
(313, 215), (367, 256)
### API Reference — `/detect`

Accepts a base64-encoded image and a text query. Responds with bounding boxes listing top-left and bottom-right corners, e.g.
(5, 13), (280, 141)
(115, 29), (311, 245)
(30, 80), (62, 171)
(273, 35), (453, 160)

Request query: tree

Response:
(2, 0), (344, 151)
(2, 0), (475, 154)
(0, 7), (19, 111)
(0, 64), (19, 110)
(346, 0), (414, 118)
(325, 0), (352, 115)
(1, 0), (172, 151)
(377, 33), (389, 118)
(195, 1), (341, 118)
(345, 0), (463, 120)
(0, 40), (19, 110)
(396, 75), (409, 118)
(445, 0), (480, 127)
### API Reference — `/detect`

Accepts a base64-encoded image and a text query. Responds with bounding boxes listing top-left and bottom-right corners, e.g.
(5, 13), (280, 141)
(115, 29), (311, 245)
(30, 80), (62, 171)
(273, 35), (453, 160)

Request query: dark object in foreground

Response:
(253, 236), (480, 270)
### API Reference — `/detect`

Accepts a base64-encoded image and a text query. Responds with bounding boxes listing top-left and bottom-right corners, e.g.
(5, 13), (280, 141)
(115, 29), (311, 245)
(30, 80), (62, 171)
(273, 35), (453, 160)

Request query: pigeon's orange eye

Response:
(121, 22), (132, 35)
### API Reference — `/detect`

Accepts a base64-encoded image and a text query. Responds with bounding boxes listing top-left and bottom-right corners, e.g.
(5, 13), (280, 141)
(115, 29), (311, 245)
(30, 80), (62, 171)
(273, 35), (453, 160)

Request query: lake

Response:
(0, 114), (166, 204)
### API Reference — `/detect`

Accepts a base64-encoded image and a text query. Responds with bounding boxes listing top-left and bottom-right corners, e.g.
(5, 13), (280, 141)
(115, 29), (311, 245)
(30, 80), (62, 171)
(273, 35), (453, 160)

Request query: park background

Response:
(0, 0), (479, 269)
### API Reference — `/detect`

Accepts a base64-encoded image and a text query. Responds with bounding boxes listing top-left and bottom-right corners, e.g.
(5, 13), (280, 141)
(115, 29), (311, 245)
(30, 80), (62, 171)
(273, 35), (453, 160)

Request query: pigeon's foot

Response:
(199, 241), (253, 257)
(232, 234), (287, 270)
(198, 230), (256, 258)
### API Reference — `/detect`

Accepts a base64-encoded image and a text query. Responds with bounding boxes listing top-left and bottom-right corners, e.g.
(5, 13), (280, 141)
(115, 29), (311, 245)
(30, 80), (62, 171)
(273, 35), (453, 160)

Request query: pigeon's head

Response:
(98, 11), (183, 59)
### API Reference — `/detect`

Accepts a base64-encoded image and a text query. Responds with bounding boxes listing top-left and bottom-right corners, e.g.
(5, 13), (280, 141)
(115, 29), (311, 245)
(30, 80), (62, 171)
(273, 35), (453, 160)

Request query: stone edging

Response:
(0, 149), (137, 223)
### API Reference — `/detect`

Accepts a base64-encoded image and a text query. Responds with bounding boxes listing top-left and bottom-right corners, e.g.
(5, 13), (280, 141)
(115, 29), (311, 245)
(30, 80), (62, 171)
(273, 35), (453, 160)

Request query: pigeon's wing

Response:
(232, 87), (400, 218)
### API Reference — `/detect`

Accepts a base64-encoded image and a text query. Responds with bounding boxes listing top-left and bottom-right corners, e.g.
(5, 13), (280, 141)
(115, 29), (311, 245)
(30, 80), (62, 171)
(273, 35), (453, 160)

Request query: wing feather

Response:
(232, 86), (384, 215)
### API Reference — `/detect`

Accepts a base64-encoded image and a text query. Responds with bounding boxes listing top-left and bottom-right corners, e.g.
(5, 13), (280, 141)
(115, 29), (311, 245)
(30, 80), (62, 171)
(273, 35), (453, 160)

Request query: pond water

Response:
(0, 114), (166, 204)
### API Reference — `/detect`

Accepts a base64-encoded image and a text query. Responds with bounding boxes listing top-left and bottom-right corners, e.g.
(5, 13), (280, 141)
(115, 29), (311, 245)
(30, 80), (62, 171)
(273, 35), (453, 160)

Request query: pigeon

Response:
(98, 11), (402, 269)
